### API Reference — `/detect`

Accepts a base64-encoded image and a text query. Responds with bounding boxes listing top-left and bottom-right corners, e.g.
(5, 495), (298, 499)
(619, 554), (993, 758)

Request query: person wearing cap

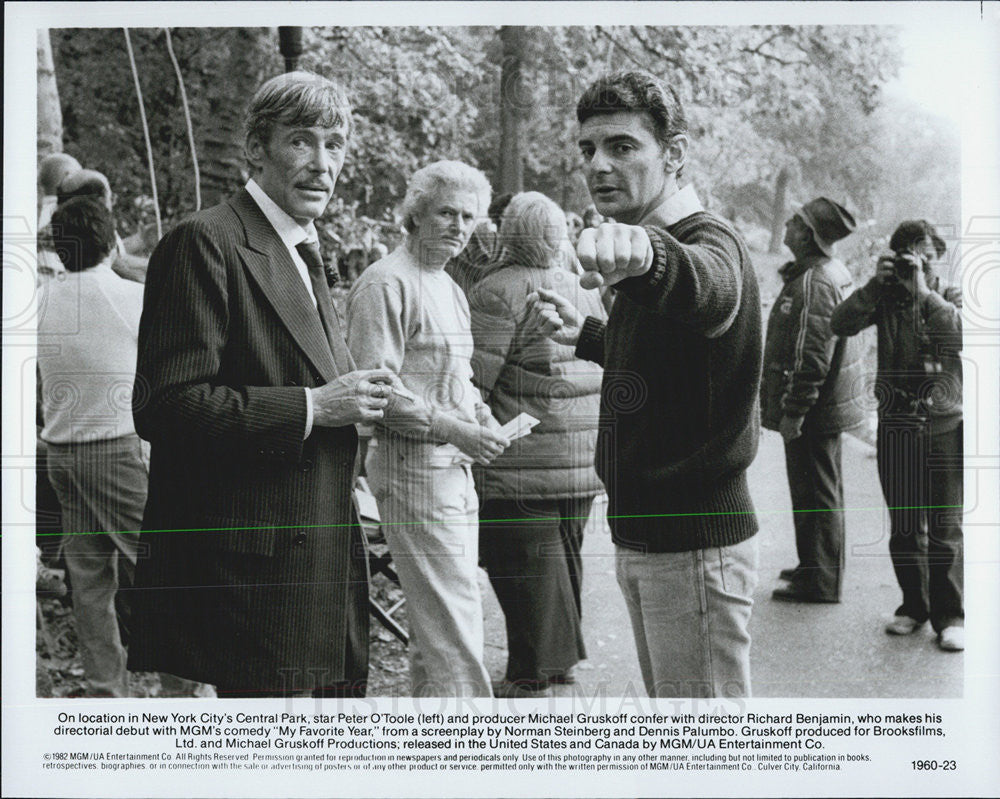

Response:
(831, 220), (963, 651)
(761, 197), (867, 603)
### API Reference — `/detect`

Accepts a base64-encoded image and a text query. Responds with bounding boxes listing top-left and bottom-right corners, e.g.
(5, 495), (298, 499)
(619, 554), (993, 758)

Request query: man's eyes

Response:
(289, 135), (343, 151)
(579, 143), (635, 158)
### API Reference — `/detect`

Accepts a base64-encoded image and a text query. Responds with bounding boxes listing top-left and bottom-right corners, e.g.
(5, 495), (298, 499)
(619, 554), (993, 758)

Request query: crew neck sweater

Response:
(575, 211), (762, 553)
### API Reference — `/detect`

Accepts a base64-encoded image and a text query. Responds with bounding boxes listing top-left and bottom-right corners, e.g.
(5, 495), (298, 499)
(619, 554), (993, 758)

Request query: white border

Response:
(4, 3), (999, 797)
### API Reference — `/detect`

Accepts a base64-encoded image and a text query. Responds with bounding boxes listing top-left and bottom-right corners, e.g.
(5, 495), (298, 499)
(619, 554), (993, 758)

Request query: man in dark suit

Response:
(127, 71), (400, 698)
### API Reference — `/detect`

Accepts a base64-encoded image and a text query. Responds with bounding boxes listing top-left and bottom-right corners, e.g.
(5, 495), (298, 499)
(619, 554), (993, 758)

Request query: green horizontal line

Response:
(23, 504), (964, 538)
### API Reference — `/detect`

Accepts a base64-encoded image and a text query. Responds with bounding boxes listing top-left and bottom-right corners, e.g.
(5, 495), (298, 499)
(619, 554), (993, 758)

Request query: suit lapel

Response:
(230, 191), (339, 382)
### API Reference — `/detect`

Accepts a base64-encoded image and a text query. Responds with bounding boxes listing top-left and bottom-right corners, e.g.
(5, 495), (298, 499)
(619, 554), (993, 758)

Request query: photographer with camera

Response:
(831, 220), (964, 652)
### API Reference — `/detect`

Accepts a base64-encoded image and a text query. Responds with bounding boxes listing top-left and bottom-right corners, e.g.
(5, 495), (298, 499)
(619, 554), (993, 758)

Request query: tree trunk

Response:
(498, 26), (528, 194)
(37, 29), (63, 158)
(199, 29), (274, 208)
(768, 164), (793, 253)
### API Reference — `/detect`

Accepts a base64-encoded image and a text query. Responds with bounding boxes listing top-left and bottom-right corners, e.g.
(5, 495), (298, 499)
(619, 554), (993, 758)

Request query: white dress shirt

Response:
(245, 179), (324, 436)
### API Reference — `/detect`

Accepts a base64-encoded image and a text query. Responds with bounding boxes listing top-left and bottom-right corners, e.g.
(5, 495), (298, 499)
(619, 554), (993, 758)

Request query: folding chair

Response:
(354, 477), (408, 645)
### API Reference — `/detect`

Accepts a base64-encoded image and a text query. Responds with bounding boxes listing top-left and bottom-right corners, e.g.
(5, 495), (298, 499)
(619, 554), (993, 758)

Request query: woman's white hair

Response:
(498, 191), (568, 269)
(399, 160), (492, 233)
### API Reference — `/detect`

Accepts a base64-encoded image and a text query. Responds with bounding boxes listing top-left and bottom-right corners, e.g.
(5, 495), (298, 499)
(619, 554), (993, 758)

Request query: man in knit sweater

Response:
(528, 71), (762, 698)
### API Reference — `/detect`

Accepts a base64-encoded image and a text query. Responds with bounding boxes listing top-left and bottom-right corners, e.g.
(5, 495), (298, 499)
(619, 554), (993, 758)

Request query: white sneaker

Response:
(885, 615), (924, 635)
(937, 626), (965, 652)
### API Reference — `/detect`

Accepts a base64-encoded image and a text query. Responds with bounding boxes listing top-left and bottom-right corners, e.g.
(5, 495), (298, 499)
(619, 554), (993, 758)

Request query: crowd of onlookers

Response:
(34, 68), (963, 702)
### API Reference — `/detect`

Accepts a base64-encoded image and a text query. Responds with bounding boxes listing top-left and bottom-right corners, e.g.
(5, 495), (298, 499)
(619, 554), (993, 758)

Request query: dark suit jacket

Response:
(127, 190), (367, 692)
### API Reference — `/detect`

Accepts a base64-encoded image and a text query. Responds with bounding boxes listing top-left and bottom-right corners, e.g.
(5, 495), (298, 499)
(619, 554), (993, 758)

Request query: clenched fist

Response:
(577, 222), (654, 290)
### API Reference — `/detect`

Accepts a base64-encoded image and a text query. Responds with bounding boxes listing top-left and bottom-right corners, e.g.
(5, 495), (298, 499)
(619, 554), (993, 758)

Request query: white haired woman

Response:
(469, 192), (605, 696)
(346, 160), (510, 697)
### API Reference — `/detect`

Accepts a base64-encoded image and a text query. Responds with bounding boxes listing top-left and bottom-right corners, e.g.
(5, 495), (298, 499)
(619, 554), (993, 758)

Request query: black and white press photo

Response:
(4, 3), (998, 799)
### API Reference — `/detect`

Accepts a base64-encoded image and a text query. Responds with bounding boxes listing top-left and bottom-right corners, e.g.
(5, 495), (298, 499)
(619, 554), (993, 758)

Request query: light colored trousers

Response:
(615, 536), (759, 698)
(47, 435), (205, 698)
(367, 438), (492, 697)
(47, 436), (147, 697)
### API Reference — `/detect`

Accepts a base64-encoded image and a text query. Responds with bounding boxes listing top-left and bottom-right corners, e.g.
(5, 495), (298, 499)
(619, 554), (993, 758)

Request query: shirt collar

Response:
(245, 179), (317, 247)
(640, 183), (704, 228)
(779, 253), (827, 283)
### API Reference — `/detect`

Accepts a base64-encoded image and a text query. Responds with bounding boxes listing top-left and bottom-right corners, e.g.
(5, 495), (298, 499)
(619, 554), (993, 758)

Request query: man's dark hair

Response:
(56, 169), (112, 207)
(577, 71), (688, 176)
(49, 197), (116, 272)
(889, 219), (946, 259)
(488, 193), (514, 229)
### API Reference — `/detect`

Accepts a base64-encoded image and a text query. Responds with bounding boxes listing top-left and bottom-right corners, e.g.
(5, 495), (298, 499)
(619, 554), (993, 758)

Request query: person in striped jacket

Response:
(760, 197), (867, 604)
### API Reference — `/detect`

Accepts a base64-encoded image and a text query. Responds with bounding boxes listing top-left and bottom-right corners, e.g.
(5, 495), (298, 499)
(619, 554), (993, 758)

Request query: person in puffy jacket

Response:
(761, 197), (867, 604)
(831, 220), (963, 652)
(469, 192), (606, 696)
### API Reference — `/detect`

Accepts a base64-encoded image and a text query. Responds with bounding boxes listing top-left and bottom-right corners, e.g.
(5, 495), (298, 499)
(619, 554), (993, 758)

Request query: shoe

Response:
(493, 680), (551, 699)
(885, 615), (925, 635)
(771, 585), (839, 604)
(778, 567), (799, 582)
(546, 668), (576, 686)
(937, 626), (965, 652)
(36, 564), (67, 598)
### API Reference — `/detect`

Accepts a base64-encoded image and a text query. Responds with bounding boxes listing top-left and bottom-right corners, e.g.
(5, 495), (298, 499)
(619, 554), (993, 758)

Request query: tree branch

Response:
(593, 26), (652, 73)
(628, 27), (685, 70)
(739, 46), (808, 67)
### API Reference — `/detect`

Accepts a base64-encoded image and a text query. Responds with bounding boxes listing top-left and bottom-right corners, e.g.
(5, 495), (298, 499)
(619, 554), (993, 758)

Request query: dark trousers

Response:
(217, 524), (369, 700)
(479, 496), (592, 685)
(877, 421), (963, 631)
(783, 430), (845, 601)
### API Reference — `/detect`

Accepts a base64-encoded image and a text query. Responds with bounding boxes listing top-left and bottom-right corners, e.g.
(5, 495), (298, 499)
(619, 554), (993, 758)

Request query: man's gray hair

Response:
(243, 71), (351, 151)
(399, 160), (492, 234)
(499, 191), (567, 269)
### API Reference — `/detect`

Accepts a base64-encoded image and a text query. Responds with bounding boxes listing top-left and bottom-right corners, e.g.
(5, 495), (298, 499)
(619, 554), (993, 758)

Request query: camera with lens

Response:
(882, 250), (928, 303)
(891, 253), (920, 280)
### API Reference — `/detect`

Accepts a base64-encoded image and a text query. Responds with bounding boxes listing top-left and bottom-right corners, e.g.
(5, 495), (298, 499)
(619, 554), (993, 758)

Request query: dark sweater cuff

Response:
(617, 226), (670, 305)
(575, 315), (606, 365)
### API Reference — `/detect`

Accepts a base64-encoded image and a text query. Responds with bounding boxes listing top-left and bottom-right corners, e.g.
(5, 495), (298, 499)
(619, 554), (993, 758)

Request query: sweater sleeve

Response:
(922, 290), (962, 354)
(615, 218), (744, 338)
(345, 278), (441, 439)
(830, 278), (880, 337)
(468, 281), (517, 401)
(574, 315), (606, 366)
(781, 272), (841, 418)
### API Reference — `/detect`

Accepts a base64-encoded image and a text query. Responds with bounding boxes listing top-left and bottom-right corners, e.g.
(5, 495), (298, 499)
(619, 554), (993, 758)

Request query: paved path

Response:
(480, 429), (963, 698)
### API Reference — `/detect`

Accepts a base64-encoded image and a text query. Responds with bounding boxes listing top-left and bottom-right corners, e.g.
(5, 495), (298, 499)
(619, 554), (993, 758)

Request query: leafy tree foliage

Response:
(49, 24), (951, 272)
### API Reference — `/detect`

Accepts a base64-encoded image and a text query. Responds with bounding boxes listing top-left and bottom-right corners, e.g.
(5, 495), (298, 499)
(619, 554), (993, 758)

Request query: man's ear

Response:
(664, 134), (689, 176)
(245, 133), (266, 172)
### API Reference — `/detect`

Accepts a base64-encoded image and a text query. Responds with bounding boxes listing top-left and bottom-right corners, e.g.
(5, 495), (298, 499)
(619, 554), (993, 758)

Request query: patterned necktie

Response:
(296, 239), (339, 288)
(296, 240), (349, 373)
